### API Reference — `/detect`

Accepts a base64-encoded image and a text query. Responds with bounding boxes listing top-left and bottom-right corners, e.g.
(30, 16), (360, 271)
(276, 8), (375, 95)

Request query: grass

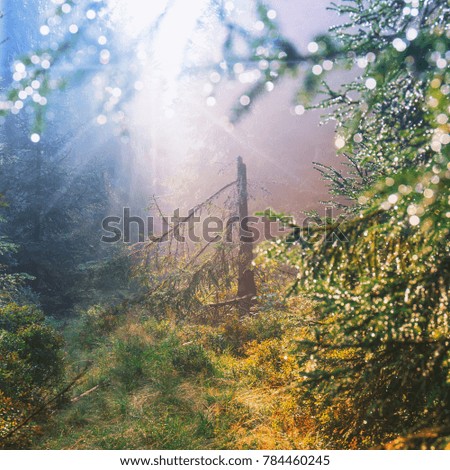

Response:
(33, 301), (318, 450)
(29, 296), (450, 450)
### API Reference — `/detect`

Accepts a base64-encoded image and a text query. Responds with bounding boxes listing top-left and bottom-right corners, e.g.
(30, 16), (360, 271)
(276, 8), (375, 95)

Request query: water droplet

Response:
(307, 42), (319, 54)
(365, 78), (377, 90)
(240, 95), (250, 106)
(40, 25), (50, 36)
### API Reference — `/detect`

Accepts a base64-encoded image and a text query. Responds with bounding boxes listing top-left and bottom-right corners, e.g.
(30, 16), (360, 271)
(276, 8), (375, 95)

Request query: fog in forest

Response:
(1, 0), (339, 221)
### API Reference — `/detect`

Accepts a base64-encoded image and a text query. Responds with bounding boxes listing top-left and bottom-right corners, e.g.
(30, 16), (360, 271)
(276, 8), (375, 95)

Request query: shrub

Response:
(171, 343), (214, 377)
(241, 339), (298, 387)
(77, 304), (124, 348)
(0, 303), (63, 448)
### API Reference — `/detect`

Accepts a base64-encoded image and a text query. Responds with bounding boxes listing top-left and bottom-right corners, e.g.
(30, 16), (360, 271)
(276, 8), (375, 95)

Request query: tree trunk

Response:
(236, 157), (256, 311)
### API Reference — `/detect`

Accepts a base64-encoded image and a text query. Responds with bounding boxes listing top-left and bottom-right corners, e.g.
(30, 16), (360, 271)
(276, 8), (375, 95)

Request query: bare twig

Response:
(140, 180), (237, 247)
(71, 384), (100, 403)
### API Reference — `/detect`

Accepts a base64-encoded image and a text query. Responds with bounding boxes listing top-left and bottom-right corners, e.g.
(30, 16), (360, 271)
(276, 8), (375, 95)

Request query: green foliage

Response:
(0, 199), (31, 303)
(2, 0), (449, 451)
(260, 0), (450, 448)
(76, 304), (125, 349)
(0, 303), (64, 448)
(286, 149), (449, 446)
(171, 343), (215, 377)
(0, 140), (125, 314)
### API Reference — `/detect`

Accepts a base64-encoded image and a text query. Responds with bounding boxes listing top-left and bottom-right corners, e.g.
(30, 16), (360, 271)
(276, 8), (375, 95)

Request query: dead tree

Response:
(236, 156), (257, 311)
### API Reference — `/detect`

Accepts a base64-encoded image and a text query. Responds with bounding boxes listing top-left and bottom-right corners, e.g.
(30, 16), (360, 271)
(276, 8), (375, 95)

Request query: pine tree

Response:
(0, 135), (123, 314)
(0, 194), (30, 302)
(262, 0), (450, 447)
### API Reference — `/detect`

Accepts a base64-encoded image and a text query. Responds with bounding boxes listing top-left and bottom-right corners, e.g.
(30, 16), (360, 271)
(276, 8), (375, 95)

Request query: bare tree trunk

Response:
(237, 157), (256, 312)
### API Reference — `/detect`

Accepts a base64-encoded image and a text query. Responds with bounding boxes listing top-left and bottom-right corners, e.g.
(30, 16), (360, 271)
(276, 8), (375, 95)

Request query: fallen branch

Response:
(71, 384), (100, 403)
(204, 294), (255, 308)
(138, 180), (237, 248)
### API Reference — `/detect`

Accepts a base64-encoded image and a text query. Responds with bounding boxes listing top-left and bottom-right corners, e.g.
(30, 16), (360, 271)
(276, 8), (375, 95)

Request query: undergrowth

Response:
(32, 294), (322, 450)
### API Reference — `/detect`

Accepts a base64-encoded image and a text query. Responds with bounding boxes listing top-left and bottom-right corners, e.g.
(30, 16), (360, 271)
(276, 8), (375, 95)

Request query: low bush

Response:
(0, 303), (63, 448)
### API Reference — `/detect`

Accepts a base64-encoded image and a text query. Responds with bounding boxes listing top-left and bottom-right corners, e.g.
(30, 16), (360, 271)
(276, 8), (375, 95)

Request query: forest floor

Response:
(34, 300), (321, 450)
